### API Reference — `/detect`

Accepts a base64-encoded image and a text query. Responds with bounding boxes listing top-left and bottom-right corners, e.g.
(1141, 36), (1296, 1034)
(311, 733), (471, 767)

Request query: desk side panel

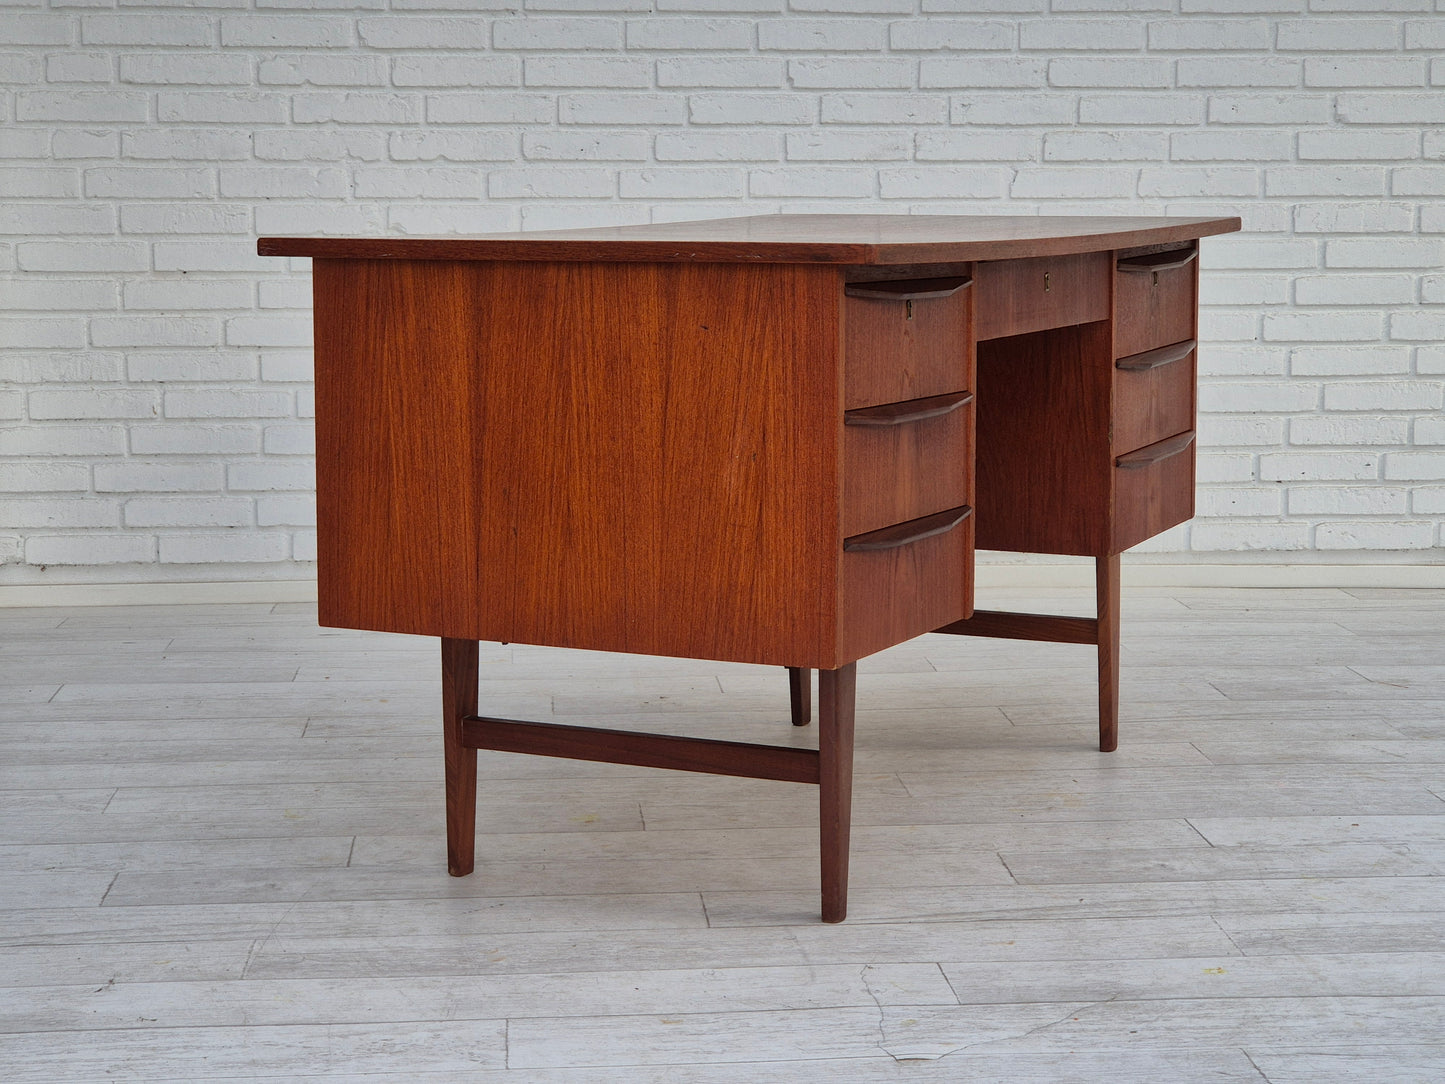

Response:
(314, 259), (842, 666)
(313, 259), (486, 639)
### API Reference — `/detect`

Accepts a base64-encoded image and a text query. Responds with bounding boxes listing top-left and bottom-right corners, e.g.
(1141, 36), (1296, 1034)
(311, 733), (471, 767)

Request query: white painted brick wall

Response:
(3, 4), (1444, 584)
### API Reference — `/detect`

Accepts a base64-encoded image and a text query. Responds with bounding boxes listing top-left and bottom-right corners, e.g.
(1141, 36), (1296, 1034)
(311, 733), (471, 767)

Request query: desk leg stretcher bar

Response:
(443, 638), (858, 922)
(784, 555), (1122, 753)
(935, 553), (1121, 753)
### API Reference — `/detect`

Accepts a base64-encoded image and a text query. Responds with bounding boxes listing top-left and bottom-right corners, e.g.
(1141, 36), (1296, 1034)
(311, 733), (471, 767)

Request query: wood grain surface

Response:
(1112, 341), (1197, 455)
(315, 259), (844, 668)
(972, 251), (1111, 341)
(842, 277), (972, 409)
(843, 404), (971, 536)
(1113, 244), (1199, 359)
(261, 213), (1240, 265)
(1113, 433), (1197, 552)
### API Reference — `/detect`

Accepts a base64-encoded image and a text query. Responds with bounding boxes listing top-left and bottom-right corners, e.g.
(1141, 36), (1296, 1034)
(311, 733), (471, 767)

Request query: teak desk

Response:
(260, 214), (1240, 923)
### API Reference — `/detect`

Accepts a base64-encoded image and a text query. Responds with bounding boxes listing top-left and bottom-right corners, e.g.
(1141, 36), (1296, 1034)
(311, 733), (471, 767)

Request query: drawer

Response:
(1113, 247), (1197, 358)
(843, 391), (973, 537)
(1112, 430), (1195, 552)
(973, 251), (1110, 341)
(1112, 338), (1196, 455)
(840, 505), (973, 663)
(843, 276), (971, 409)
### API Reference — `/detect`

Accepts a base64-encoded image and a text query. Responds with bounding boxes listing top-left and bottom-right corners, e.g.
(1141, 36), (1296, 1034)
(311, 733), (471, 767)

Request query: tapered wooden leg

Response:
(788, 667), (811, 726)
(818, 663), (857, 923)
(442, 637), (479, 876)
(1096, 554), (1120, 754)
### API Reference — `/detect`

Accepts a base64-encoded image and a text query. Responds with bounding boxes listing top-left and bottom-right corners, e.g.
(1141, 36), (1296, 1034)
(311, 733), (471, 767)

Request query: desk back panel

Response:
(973, 321), (1115, 556)
(313, 259), (845, 666)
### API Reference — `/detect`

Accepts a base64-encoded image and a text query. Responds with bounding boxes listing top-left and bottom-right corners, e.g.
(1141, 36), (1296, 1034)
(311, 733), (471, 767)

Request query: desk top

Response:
(260, 212), (1240, 266)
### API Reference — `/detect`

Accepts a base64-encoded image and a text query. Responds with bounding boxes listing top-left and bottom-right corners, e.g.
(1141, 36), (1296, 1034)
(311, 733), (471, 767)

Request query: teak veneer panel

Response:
(314, 259), (845, 668)
(314, 259), (485, 641)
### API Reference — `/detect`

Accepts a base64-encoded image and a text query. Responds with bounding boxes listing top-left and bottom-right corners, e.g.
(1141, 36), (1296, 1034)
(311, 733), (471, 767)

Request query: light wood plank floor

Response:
(1, 586), (1443, 1082)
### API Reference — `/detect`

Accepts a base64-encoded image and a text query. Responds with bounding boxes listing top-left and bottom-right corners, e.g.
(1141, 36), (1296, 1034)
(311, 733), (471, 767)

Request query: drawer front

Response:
(1114, 247), (1197, 358)
(840, 507), (973, 664)
(1113, 430), (1195, 552)
(844, 276), (971, 409)
(1112, 339), (1196, 455)
(843, 393), (972, 537)
(973, 251), (1111, 341)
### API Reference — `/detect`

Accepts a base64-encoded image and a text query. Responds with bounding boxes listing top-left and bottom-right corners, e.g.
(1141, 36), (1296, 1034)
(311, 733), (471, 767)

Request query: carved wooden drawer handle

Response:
(1115, 430), (1196, 470)
(844, 391), (974, 427)
(844, 276), (972, 301)
(1115, 340), (1196, 373)
(1117, 249), (1198, 274)
(843, 505), (973, 552)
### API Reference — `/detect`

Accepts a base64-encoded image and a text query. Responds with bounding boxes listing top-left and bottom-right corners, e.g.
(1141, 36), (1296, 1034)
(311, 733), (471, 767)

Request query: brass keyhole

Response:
(905, 299), (914, 320)
(1152, 270), (1160, 286)
(1044, 271), (1051, 292)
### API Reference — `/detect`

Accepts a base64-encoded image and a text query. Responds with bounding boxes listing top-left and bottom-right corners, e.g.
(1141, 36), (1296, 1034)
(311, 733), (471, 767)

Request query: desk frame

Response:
(260, 214), (1239, 923)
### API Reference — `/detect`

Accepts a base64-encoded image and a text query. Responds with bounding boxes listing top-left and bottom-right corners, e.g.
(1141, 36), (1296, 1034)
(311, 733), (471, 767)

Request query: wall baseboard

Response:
(1, 562), (1442, 608)
(0, 580), (321, 608)
(974, 562), (1445, 589)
